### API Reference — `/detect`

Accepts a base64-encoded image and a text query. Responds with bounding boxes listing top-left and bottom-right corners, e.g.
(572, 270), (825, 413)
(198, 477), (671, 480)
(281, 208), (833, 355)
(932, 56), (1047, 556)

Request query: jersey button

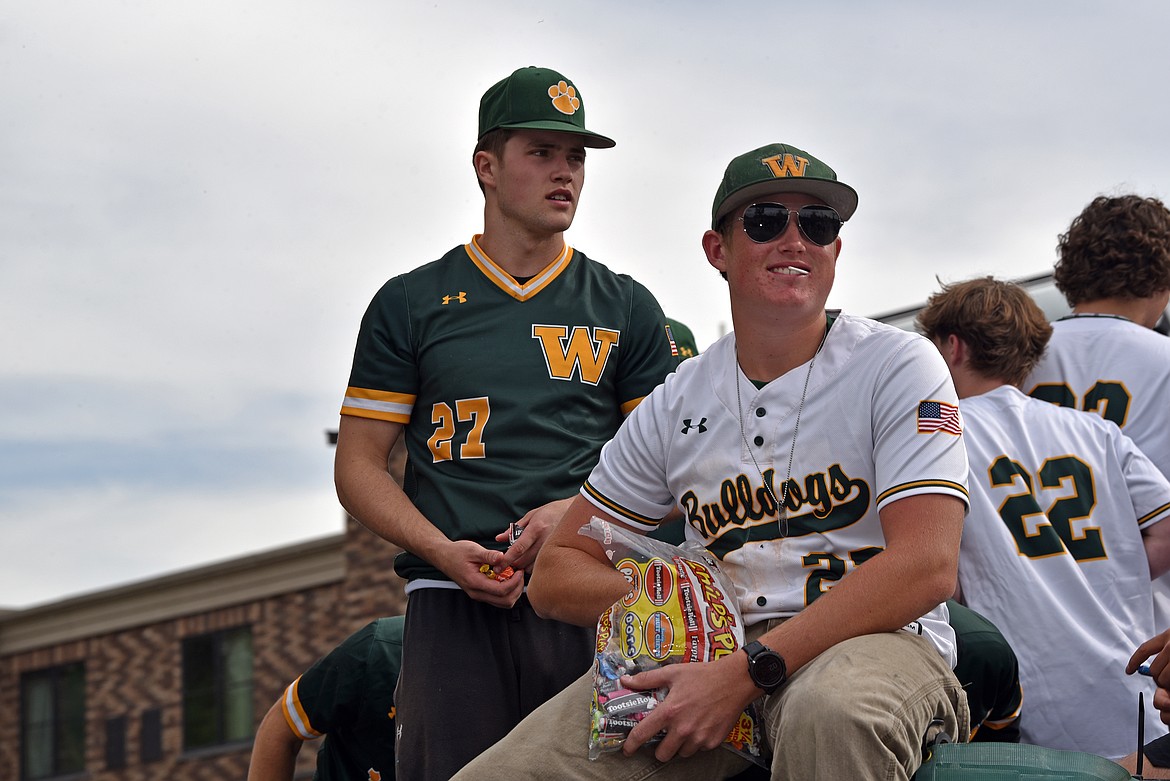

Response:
(756, 596), (767, 606)
(753, 436), (764, 447)
(755, 408), (766, 417)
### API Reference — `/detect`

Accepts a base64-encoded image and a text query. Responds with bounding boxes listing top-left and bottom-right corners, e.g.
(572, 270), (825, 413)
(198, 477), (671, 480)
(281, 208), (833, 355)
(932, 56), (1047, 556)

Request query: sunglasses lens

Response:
(741, 204), (790, 243)
(796, 205), (843, 246)
(740, 204), (843, 246)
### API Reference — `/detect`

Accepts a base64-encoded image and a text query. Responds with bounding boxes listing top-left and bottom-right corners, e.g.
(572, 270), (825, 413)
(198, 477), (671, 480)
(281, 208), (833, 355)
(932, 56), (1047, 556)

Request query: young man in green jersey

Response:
(247, 617), (404, 781)
(334, 66), (679, 781)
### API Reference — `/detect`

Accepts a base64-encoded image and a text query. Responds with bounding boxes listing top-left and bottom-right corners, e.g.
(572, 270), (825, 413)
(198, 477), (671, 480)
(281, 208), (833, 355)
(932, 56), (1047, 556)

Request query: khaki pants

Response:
(453, 627), (969, 781)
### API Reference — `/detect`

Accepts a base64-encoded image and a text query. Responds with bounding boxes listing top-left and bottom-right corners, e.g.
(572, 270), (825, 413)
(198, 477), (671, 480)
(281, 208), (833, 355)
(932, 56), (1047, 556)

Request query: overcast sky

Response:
(3, 1), (1169, 609)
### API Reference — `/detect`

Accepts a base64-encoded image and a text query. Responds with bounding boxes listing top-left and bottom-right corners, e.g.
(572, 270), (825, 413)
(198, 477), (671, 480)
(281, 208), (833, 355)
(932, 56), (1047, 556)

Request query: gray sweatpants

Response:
(395, 588), (594, 781)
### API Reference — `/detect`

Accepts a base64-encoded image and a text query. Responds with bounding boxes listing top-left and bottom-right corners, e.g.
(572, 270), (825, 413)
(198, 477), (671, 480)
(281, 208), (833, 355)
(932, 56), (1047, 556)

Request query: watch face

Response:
(755, 653), (785, 686)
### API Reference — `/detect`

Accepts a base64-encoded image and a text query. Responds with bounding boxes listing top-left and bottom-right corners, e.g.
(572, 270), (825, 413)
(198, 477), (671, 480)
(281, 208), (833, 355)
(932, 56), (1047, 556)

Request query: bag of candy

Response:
(581, 517), (767, 766)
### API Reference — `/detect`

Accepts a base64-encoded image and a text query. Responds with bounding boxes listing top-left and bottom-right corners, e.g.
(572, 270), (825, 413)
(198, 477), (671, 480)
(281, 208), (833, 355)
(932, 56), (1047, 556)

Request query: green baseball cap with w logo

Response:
(711, 143), (858, 228)
(478, 66), (616, 149)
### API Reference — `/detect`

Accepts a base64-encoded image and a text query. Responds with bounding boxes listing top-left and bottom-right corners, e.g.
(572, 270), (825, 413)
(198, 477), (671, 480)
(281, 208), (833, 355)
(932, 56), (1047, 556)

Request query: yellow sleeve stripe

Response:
(876, 480), (969, 506)
(582, 482), (659, 526)
(969, 686), (1024, 740)
(1139, 501), (1170, 526)
(620, 395), (646, 416)
(340, 387), (414, 422)
(983, 713), (1023, 728)
(970, 714), (1023, 741)
(280, 676), (322, 740)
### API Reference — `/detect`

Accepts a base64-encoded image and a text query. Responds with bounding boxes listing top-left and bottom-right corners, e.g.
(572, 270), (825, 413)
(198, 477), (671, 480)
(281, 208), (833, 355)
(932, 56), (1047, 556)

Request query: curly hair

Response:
(1054, 195), (1170, 305)
(917, 276), (1053, 387)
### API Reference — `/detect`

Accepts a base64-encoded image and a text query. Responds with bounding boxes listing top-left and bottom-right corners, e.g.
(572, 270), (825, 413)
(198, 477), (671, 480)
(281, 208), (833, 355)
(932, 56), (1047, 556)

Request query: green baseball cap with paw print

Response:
(478, 66), (616, 148)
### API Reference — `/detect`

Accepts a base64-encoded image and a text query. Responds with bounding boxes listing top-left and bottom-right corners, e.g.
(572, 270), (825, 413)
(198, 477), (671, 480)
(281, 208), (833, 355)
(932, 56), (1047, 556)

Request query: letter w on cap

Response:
(762, 154), (809, 178)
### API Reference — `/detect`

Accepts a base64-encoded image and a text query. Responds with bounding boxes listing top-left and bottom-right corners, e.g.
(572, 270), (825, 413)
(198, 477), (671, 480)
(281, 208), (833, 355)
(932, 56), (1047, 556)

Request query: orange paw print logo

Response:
(548, 81), (580, 115)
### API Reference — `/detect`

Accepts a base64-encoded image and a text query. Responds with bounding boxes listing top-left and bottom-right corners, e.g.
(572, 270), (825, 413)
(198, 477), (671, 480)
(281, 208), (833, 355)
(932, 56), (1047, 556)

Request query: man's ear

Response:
(702, 229), (727, 276)
(946, 333), (967, 366)
(474, 150), (498, 191)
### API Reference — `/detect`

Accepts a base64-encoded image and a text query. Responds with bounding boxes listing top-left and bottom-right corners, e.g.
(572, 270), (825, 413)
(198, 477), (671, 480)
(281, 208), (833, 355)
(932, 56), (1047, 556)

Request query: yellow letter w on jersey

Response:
(531, 324), (620, 386)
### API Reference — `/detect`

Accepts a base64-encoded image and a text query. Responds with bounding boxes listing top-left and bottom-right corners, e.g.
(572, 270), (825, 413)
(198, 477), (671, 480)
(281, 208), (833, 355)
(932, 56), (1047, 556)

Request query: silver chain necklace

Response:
(735, 327), (827, 538)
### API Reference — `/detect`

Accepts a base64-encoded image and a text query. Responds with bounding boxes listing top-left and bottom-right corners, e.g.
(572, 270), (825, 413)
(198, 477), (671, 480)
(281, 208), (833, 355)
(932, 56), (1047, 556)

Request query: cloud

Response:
(4, 0), (1170, 607)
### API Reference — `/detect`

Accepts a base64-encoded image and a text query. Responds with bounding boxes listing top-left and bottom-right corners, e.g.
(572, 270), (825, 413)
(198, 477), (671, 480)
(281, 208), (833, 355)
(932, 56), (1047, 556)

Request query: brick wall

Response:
(0, 515), (409, 781)
(343, 515), (409, 624)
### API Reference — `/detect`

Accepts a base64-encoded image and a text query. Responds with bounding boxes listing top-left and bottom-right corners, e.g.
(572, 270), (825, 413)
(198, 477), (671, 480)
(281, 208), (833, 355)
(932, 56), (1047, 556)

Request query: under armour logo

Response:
(681, 417), (707, 434)
(442, 292), (467, 305)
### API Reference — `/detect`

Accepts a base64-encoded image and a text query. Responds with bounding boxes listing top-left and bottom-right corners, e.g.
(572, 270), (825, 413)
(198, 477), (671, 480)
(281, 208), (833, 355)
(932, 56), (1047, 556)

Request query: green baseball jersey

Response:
(280, 616), (403, 781)
(947, 600), (1022, 743)
(342, 238), (678, 582)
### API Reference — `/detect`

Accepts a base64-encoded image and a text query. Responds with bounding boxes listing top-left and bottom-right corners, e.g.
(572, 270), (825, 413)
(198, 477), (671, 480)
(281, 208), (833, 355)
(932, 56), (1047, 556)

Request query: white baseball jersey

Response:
(582, 312), (970, 666)
(1025, 314), (1170, 632)
(957, 385), (1170, 759)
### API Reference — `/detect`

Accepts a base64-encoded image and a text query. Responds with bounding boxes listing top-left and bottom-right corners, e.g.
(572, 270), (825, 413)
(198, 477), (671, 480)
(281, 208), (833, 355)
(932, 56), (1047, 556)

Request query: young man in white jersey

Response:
(1024, 195), (1170, 630)
(918, 275), (1170, 760)
(453, 142), (972, 781)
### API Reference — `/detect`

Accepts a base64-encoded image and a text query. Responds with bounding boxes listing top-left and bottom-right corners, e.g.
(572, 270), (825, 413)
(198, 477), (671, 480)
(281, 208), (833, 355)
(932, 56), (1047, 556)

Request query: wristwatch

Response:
(743, 640), (787, 694)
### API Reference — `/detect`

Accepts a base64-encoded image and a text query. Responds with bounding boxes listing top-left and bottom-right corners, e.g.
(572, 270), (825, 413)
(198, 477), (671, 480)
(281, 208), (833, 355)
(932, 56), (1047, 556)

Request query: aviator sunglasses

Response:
(738, 203), (844, 246)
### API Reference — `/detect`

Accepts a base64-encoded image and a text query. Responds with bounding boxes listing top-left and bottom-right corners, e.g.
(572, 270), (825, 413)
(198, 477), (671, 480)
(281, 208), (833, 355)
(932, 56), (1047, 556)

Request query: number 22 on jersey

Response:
(988, 454), (1106, 561)
(1030, 380), (1131, 427)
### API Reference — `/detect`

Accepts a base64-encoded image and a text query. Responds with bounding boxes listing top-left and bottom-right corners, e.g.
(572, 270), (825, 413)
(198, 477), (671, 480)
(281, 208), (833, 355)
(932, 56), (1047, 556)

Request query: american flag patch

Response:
(917, 400), (962, 435)
(664, 324), (679, 357)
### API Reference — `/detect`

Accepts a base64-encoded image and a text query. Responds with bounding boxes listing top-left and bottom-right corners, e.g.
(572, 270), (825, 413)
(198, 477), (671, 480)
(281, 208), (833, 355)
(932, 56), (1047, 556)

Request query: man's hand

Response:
(438, 540), (524, 608)
(498, 497), (574, 573)
(619, 652), (759, 762)
(1155, 688), (1170, 726)
(1129, 629), (1170, 725)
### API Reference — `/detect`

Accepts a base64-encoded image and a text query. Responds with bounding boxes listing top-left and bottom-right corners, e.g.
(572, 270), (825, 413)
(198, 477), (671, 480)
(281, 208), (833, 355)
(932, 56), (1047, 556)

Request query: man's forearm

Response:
(759, 495), (962, 674)
(527, 497), (637, 625)
(1143, 526), (1170, 580)
(528, 540), (632, 625)
(336, 456), (448, 557)
(333, 416), (452, 562)
(760, 543), (953, 673)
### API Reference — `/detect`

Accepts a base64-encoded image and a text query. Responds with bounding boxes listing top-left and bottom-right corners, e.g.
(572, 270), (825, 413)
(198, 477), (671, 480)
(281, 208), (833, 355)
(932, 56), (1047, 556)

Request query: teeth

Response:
(772, 266), (808, 276)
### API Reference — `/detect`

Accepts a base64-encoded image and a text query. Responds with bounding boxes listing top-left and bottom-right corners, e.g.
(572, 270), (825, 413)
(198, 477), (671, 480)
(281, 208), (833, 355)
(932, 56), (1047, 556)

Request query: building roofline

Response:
(869, 270), (1057, 325)
(0, 533), (345, 655)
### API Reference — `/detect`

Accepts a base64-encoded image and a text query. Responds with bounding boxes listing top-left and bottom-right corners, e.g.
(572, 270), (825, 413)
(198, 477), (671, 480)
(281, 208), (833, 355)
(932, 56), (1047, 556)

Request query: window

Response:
(104, 716), (126, 770)
(140, 708), (163, 763)
(181, 626), (254, 750)
(21, 662), (86, 780)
